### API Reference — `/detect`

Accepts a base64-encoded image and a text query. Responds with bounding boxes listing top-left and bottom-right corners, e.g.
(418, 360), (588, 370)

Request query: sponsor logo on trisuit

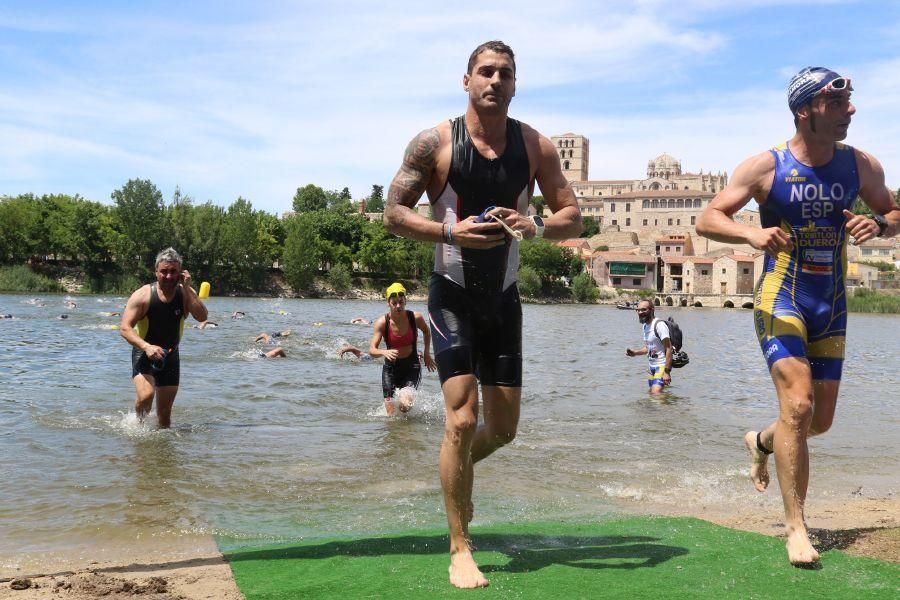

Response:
(785, 168), (806, 183)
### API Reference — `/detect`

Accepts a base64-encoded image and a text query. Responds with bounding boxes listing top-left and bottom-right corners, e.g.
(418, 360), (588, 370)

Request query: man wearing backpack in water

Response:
(625, 300), (676, 394)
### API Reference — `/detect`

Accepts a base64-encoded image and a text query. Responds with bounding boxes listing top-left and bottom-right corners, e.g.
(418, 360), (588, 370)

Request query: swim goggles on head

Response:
(788, 67), (852, 112)
(817, 76), (852, 96)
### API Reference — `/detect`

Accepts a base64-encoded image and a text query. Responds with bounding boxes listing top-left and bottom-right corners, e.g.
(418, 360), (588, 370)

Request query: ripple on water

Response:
(2, 296), (898, 559)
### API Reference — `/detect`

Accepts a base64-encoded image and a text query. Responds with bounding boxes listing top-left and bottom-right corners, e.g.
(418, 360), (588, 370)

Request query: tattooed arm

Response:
(383, 126), (445, 242)
(384, 124), (506, 249)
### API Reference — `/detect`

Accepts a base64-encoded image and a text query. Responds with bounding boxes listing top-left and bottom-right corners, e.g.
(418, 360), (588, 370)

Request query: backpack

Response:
(654, 317), (689, 368)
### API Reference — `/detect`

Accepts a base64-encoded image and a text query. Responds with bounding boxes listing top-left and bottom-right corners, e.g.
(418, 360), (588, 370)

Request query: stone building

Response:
(549, 134), (731, 243)
(558, 238), (592, 259)
(713, 254), (758, 295)
(656, 234), (694, 258)
(586, 230), (640, 252)
(857, 238), (895, 263)
(847, 262), (881, 289)
(552, 133), (590, 182)
(661, 256), (716, 295)
(683, 257), (717, 295)
(590, 251), (658, 291)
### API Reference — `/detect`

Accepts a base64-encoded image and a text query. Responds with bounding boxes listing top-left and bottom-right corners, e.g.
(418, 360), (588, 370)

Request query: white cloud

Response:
(2, 1), (898, 212)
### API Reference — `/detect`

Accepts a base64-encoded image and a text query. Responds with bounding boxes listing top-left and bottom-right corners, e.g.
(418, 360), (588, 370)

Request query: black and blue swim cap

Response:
(788, 66), (848, 113)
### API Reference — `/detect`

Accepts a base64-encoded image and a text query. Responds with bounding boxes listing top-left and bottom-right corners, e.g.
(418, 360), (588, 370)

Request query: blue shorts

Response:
(754, 273), (846, 381)
(647, 365), (667, 388)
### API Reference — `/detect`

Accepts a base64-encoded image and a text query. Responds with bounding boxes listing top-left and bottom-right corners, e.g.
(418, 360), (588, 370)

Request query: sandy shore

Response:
(2, 497), (897, 599)
(650, 495), (900, 564)
(706, 496), (900, 563)
(0, 536), (242, 600)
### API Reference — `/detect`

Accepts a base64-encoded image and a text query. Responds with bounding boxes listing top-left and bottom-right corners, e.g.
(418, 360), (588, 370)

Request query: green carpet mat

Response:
(222, 517), (898, 599)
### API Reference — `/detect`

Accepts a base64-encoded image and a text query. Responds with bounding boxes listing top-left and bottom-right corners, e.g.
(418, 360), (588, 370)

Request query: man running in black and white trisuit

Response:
(384, 40), (582, 589)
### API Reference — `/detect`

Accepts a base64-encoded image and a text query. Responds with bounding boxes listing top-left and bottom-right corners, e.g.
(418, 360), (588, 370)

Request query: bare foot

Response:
(398, 396), (412, 413)
(744, 431), (770, 492)
(785, 526), (820, 565)
(449, 552), (488, 589)
(384, 400), (396, 416)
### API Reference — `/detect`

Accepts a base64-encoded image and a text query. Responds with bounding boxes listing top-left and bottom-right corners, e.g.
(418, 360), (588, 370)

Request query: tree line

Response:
(0, 179), (595, 300)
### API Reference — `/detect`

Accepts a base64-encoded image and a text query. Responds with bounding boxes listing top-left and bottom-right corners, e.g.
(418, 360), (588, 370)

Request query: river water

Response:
(1, 293), (897, 573)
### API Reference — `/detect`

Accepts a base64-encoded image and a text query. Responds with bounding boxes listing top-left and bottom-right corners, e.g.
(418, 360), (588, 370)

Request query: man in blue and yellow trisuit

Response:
(697, 67), (900, 565)
(120, 248), (208, 428)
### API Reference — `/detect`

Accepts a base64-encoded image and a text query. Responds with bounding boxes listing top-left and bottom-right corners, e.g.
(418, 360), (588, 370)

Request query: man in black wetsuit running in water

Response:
(120, 248), (208, 428)
(384, 40), (582, 589)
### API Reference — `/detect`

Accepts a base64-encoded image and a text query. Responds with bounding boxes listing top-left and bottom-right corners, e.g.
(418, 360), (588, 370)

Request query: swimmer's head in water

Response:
(385, 282), (406, 299)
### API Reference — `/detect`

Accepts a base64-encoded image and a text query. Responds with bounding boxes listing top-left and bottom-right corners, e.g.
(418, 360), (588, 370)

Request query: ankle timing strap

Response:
(756, 432), (773, 455)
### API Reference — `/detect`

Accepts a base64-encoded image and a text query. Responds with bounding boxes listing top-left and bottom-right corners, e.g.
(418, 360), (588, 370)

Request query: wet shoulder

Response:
(425, 120), (454, 197)
(517, 120), (545, 176)
(129, 284), (153, 307)
(738, 149), (777, 204)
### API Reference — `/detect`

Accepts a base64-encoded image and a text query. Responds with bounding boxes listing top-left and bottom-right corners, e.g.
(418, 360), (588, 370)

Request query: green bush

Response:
(517, 266), (541, 297)
(571, 272), (599, 303)
(616, 287), (656, 298)
(859, 261), (897, 272)
(597, 286), (619, 300)
(0, 265), (64, 292)
(327, 263), (352, 293)
(848, 287), (900, 313)
(86, 274), (142, 295)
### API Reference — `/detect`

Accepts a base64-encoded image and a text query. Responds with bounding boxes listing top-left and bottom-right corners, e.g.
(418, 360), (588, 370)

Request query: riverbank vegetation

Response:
(1, 179), (593, 301)
(0, 265), (64, 293)
(848, 288), (900, 313)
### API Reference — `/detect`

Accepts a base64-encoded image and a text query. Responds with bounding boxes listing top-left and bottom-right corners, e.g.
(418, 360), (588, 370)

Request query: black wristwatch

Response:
(872, 214), (888, 237)
(530, 215), (545, 238)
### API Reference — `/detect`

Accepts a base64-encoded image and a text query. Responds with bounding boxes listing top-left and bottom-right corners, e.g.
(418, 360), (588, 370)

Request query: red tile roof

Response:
(558, 239), (590, 248)
(719, 254), (759, 262)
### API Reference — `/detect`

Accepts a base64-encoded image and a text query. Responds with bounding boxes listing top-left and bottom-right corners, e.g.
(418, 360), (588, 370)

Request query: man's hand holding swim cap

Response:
(448, 214), (506, 249)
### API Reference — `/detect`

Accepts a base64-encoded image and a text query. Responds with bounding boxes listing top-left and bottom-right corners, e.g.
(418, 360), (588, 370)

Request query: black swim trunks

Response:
(131, 284), (184, 387)
(428, 274), (522, 387)
(381, 355), (422, 399)
(132, 346), (180, 387)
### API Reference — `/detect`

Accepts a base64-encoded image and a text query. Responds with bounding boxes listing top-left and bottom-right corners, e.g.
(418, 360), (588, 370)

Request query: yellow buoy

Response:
(199, 281), (211, 299)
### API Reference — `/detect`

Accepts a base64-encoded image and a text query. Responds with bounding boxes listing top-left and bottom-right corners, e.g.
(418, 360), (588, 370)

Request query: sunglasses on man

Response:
(817, 77), (852, 96)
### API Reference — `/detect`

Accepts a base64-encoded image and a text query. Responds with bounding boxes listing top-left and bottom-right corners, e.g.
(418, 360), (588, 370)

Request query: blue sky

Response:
(2, 1), (898, 215)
